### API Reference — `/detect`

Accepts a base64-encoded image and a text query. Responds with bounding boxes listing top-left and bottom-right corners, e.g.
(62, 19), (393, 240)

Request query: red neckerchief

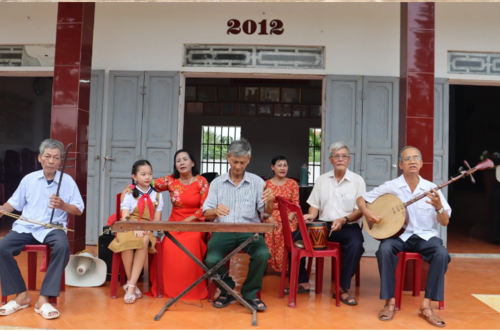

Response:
(137, 193), (154, 221)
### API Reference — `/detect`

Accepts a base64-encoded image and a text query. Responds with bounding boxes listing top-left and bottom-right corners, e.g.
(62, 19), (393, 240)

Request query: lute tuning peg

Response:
(463, 160), (476, 184)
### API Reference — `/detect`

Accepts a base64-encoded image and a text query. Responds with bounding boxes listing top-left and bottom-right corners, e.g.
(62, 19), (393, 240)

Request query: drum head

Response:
(306, 221), (326, 227)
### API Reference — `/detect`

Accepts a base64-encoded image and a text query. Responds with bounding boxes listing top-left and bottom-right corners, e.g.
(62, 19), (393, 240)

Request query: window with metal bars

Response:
(308, 128), (321, 184)
(201, 126), (241, 176)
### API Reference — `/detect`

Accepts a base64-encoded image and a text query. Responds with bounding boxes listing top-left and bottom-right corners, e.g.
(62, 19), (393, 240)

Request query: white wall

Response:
(2, 3), (500, 80)
(436, 3), (500, 81)
(92, 3), (401, 76)
(0, 3), (57, 44)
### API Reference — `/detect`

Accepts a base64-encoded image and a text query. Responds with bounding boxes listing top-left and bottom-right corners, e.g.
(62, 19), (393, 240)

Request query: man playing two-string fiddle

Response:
(0, 139), (84, 320)
(357, 146), (451, 327)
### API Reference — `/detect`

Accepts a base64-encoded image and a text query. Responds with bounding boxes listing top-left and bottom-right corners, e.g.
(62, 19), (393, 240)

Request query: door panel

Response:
(434, 78), (450, 245)
(324, 76), (399, 256)
(361, 77), (399, 182)
(104, 71), (144, 222)
(324, 76), (362, 174)
(361, 77), (399, 256)
(86, 70), (104, 244)
(101, 71), (180, 224)
(142, 72), (180, 217)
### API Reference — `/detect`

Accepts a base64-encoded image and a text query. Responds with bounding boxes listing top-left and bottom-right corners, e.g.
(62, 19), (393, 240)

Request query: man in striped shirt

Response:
(203, 138), (274, 311)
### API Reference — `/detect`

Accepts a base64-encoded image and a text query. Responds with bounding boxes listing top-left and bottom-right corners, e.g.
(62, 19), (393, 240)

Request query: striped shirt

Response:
(203, 171), (265, 223)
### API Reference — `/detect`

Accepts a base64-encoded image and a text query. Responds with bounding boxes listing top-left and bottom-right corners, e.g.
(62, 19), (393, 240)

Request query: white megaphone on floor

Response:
(65, 251), (107, 287)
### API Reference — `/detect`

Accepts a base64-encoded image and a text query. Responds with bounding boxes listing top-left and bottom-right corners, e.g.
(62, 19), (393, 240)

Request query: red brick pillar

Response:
(399, 2), (435, 180)
(399, 3), (435, 291)
(51, 3), (95, 253)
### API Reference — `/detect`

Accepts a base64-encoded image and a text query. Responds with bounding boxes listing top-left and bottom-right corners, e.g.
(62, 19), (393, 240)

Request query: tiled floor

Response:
(447, 225), (500, 254)
(1, 246), (500, 329)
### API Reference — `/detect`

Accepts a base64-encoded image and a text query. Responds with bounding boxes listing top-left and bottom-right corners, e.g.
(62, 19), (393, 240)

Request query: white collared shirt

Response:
(362, 175), (452, 242)
(203, 171), (265, 223)
(307, 169), (366, 224)
(121, 186), (164, 213)
(7, 170), (85, 243)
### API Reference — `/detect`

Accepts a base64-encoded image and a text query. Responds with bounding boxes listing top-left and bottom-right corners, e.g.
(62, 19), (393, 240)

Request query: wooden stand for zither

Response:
(112, 221), (275, 327)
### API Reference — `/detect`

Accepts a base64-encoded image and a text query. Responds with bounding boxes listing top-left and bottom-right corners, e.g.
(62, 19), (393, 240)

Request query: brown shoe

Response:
(378, 303), (396, 322)
(418, 306), (446, 327)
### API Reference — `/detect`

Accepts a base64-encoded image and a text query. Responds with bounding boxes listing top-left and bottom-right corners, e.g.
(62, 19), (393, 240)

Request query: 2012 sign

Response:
(227, 19), (284, 35)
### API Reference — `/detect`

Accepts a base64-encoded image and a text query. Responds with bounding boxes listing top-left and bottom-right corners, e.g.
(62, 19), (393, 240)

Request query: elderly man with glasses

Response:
(357, 146), (451, 327)
(289, 141), (366, 306)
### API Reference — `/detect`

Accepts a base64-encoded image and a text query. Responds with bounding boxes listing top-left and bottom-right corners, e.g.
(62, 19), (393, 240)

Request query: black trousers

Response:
(376, 234), (450, 301)
(0, 230), (70, 297)
(290, 222), (364, 289)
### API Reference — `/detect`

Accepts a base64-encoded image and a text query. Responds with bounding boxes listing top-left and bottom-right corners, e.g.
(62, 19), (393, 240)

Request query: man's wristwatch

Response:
(436, 207), (444, 214)
(344, 216), (349, 224)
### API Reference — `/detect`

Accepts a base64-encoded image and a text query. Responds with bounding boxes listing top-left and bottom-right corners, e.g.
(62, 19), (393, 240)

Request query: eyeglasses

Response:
(330, 154), (350, 160)
(402, 156), (422, 162)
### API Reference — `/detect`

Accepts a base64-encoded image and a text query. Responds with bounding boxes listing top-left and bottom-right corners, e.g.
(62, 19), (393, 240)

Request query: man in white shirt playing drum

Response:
(357, 146), (451, 327)
(294, 141), (366, 306)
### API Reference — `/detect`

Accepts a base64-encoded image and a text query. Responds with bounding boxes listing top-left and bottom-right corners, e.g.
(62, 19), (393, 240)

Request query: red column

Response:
(399, 2), (435, 180)
(399, 3), (435, 291)
(51, 3), (95, 253)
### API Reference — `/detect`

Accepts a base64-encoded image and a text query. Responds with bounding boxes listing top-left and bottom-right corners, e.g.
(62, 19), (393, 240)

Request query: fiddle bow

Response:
(48, 143), (73, 227)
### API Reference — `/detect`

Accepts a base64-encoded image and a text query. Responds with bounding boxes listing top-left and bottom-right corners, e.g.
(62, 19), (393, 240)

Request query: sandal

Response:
(418, 306), (446, 327)
(0, 300), (29, 316)
(124, 281), (142, 299)
(212, 294), (236, 308)
(34, 303), (60, 320)
(243, 298), (267, 311)
(124, 284), (137, 304)
(378, 303), (396, 322)
(284, 284), (310, 295)
(333, 288), (358, 306)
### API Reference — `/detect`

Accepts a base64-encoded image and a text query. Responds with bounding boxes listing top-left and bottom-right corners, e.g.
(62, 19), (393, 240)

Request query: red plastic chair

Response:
(207, 251), (262, 302)
(305, 243), (361, 288)
(394, 252), (444, 311)
(1, 245), (65, 306)
(306, 227), (362, 287)
(277, 197), (342, 308)
(109, 193), (164, 299)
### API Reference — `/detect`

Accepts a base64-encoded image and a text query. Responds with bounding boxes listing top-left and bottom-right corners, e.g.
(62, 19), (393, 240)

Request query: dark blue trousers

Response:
(290, 222), (364, 289)
(0, 230), (70, 297)
(376, 234), (450, 301)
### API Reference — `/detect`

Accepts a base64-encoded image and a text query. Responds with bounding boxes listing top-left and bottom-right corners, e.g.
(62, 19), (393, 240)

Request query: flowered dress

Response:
(149, 174), (210, 299)
(265, 178), (299, 272)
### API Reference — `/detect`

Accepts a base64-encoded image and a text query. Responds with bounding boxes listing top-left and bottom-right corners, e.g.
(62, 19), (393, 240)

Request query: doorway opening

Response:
(0, 76), (53, 237)
(447, 84), (500, 254)
(182, 77), (323, 181)
(182, 77), (323, 214)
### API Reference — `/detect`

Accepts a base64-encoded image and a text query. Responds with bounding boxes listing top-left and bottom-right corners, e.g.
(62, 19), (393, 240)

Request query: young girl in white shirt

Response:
(108, 160), (163, 303)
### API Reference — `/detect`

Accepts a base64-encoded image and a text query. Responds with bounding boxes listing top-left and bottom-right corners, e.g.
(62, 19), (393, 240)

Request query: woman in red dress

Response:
(264, 156), (300, 275)
(149, 149), (209, 299)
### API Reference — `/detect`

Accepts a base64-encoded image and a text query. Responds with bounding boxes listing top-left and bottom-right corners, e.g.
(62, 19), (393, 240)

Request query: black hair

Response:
(131, 159), (153, 198)
(172, 149), (200, 179)
(271, 155), (288, 166)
